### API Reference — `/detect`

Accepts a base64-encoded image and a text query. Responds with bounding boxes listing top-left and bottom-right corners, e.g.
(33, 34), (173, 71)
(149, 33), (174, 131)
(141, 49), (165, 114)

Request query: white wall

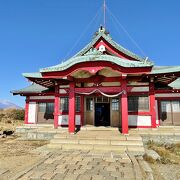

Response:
(128, 115), (151, 126)
(28, 102), (36, 123)
(58, 115), (81, 125)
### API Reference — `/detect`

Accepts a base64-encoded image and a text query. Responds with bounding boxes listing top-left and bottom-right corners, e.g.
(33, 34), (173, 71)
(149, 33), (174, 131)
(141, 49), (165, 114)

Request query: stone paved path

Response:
(16, 150), (143, 180)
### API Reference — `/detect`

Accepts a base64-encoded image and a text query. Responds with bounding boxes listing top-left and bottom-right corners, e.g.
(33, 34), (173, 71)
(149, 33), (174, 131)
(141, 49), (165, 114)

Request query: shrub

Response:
(5, 109), (25, 120)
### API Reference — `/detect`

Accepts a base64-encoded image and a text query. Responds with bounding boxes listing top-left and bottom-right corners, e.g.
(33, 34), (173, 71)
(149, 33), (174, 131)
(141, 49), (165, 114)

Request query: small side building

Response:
(12, 27), (180, 134)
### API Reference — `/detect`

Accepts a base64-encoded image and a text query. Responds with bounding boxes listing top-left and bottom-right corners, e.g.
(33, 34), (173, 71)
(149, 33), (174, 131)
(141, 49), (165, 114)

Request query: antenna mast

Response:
(103, 0), (106, 28)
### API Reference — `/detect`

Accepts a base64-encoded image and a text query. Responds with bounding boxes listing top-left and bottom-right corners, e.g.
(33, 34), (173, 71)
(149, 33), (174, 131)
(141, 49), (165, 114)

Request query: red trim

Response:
(94, 37), (139, 61)
(156, 97), (180, 100)
(121, 78), (129, 134)
(74, 76), (121, 83)
(150, 82), (156, 128)
(129, 126), (152, 128)
(81, 95), (84, 126)
(95, 41), (129, 59)
(54, 85), (59, 129)
(61, 112), (81, 115)
(68, 82), (75, 133)
(155, 90), (180, 94)
(77, 67), (105, 74)
(24, 97), (30, 124)
(128, 112), (151, 115)
(75, 86), (122, 93)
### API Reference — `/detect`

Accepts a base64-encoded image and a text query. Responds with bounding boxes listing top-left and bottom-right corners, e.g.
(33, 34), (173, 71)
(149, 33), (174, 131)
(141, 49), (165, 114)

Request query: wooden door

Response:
(160, 101), (173, 125)
(160, 100), (180, 126)
(171, 101), (180, 125)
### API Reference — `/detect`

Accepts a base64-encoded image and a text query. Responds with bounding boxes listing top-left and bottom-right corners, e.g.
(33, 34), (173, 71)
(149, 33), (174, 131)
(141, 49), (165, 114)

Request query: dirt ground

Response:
(0, 136), (48, 179)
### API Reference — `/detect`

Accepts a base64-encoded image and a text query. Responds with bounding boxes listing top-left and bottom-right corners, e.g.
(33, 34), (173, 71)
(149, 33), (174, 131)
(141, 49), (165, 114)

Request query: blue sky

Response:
(0, 0), (180, 107)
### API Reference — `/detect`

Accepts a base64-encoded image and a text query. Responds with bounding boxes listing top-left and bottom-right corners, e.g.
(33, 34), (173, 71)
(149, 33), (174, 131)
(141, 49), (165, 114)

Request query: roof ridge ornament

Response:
(84, 47), (103, 56)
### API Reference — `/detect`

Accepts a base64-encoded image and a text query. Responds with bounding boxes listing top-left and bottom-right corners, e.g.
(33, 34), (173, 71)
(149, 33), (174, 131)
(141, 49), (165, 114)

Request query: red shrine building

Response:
(12, 27), (180, 134)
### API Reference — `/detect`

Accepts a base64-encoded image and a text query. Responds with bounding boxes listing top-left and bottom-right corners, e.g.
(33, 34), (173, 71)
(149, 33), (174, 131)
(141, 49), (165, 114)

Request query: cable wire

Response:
(106, 6), (147, 57)
(63, 6), (102, 61)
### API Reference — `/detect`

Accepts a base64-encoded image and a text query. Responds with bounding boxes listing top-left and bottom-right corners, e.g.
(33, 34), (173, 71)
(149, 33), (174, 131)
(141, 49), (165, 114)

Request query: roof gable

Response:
(73, 26), (153, 63)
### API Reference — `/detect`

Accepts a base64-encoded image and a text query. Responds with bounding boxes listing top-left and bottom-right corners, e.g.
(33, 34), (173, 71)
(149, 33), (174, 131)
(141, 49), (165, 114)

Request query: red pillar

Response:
(69, 82), (75, 133)
(150, 82), (156, 128)
(54, 85), (59, 129)
(81, 95), (84, 126)
(121, 76), (128, 134)
(24, 96), (30, 124)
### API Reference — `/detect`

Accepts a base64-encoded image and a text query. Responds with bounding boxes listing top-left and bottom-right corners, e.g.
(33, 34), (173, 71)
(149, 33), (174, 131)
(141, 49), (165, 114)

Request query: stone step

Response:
(80, 126), (119, 131)
(53, 134), (142, 141)
(47, 143), (144, 153)
(50, 138), (143, 146)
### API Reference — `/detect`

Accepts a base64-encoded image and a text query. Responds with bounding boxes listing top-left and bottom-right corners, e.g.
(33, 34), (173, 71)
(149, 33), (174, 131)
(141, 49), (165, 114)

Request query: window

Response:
(86, 97), (93, 111)
(60, 96), (81, 113)
(39, 103), (46, 112)
(38, 102), (54, 114)
(128, 95), (149, 112)
(60, 97), (69, 112)
(112, 98), (119, 111)
(95, 97), (109, 103)
(76, 96), (80, 112)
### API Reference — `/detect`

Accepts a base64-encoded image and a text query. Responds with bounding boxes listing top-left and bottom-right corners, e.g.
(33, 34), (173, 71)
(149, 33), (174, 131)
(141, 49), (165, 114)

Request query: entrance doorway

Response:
(95, 103), (110, 126)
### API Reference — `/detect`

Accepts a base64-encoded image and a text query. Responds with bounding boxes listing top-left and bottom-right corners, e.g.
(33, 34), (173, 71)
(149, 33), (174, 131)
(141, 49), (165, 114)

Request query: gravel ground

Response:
(0, 137), (48, 179)
(151, 164), (180, 180)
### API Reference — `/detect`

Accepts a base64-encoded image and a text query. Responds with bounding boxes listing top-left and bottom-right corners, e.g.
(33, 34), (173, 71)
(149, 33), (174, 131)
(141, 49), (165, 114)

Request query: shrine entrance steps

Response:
(47, 127), (145, 155)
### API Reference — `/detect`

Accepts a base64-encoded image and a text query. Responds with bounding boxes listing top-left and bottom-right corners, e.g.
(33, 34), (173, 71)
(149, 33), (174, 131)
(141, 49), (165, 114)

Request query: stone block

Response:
(27, 132), (37, 139)
(51, 139), (78, 144)
(62, 144), (93, 150)
(111, 140), (143, 146)
(79, 139), (110, 145)
(125, 136), (142, 141)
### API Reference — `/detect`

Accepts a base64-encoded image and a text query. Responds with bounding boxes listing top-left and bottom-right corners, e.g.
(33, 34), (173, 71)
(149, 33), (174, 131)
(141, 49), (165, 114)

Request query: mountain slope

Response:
(0, 100), (22, 109)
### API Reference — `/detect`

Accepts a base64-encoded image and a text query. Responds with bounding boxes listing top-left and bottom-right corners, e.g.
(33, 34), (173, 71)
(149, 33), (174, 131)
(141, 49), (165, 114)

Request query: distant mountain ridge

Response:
(0, 100), (22, 109)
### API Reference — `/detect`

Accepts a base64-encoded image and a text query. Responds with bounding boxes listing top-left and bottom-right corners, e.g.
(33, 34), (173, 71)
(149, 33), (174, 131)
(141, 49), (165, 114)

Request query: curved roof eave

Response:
(150, 66), (180, 75)
(40, 55), (153, 73)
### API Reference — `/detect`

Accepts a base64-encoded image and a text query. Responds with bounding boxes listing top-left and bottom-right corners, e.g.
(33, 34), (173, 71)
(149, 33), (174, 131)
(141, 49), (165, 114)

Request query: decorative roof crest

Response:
(83, 47), (103, 56)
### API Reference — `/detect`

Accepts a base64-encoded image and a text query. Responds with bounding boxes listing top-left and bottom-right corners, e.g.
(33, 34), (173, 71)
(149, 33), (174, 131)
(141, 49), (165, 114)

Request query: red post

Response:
(121, 76), (128, 134)
(54, 85), (59, 129)
(150, 82), (156, 128)
(69, 82), (75, 133)
(24, 96), (30, 124)
(81, 95), (84, 126)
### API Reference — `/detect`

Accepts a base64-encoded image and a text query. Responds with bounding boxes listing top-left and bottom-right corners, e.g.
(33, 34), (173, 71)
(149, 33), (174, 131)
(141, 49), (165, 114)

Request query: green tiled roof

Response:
(22, 72), (42, 78)
(41, 53), (153, 73)
(151, 66), (180, 74)
(169, 78), (180, 89)
(11, 83), (49, 95)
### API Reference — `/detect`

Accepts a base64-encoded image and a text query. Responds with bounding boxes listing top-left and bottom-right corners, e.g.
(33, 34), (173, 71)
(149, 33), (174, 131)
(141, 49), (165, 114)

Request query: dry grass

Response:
(145, 141), (180, 164)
